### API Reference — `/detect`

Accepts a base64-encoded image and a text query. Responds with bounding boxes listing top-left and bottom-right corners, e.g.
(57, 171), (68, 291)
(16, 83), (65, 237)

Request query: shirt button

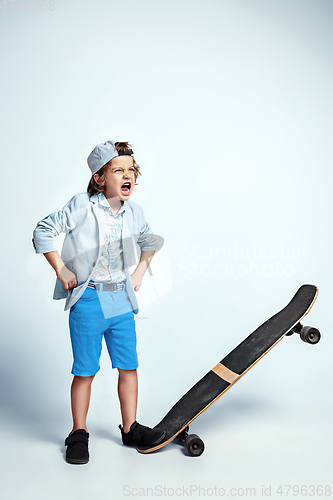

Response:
(92, 262), (96, 267)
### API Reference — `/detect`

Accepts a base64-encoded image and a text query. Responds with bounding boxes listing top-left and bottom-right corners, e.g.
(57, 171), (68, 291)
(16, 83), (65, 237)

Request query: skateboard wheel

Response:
(184, 434), (205, 457)
(300, 326), (321, 344)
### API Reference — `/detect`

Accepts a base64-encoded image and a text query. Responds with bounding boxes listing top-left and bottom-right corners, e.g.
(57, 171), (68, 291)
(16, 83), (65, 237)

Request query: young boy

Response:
(33, 140), (165, 464)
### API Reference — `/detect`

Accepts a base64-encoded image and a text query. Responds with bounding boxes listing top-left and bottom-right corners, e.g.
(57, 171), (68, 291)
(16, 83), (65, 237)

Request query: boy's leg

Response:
(66, 287), (108, 464)
(117, 368), (138, 433)
(117, 367), (166, 447)
(65, 375), (93, 465)
(68, 287), (107, 434)
(104, 290), (166, 446)
(71, 374), (95, 433)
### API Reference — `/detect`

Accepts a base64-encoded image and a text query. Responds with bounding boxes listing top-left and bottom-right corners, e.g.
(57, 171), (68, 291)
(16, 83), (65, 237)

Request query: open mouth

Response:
(121, 182), (131, 195)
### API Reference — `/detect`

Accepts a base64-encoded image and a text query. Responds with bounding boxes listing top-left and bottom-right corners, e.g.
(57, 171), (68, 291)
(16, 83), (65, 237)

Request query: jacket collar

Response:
(90, 192), (127, 214)
(89, 193), (100, 204)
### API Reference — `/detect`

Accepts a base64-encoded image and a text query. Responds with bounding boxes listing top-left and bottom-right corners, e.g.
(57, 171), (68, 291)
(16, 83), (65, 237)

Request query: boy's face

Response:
(95, 155), (136, 201)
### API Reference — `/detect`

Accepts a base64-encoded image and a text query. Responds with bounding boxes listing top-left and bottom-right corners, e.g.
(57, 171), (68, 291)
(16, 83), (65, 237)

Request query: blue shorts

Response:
(69, 284), (138, 376)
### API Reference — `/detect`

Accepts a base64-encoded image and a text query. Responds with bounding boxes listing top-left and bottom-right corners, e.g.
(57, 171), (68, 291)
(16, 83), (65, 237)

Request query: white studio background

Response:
(0, 1), (332, 499)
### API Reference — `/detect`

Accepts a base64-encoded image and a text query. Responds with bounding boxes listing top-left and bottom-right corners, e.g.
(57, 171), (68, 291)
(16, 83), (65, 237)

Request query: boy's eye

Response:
(113, 168), (135, 173)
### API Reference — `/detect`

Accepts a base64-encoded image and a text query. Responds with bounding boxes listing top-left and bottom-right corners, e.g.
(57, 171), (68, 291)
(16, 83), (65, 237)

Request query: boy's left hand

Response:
(130, 272), (143, 292)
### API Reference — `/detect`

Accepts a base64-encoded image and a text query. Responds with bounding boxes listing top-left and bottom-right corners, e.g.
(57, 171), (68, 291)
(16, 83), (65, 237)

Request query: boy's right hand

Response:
(56, 266), (78, 290)
(43, 251), (78, 290)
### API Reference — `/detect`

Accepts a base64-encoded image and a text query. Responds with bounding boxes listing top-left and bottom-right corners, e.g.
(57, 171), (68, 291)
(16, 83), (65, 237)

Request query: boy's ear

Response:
(93, 173), (102, 185)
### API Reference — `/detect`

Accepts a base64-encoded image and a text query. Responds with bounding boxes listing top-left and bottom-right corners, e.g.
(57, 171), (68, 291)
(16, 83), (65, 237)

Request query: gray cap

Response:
(87, 140), (134, 176)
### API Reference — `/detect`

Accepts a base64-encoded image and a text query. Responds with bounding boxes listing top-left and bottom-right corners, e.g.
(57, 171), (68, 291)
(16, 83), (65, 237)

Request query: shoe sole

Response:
(152, 430), (166, 445)
(66, 457), (89, 464)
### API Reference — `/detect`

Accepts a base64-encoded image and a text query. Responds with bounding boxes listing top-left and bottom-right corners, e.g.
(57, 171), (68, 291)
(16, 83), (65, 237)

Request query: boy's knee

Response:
(74, 374), (95, 383)
(118, 368), (137, 377)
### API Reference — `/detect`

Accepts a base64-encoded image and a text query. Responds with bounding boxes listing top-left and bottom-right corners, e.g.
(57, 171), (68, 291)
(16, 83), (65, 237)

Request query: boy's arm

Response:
(32, 195), (81, 254)
(130, 250), (155, 292)
(44, 251), (78, 290)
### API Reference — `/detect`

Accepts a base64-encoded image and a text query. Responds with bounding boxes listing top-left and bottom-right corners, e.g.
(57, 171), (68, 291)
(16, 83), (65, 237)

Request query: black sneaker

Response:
(119, 421), (166, 447)
(65, 429), (89, 464)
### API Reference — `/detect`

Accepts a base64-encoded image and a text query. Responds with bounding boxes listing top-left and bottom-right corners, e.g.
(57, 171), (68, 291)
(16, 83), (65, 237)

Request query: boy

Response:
(33, 140), (165, 464)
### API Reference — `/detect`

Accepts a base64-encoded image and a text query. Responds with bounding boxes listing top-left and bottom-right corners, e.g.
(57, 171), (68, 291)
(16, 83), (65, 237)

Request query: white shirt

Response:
(90, 193), (127, 283)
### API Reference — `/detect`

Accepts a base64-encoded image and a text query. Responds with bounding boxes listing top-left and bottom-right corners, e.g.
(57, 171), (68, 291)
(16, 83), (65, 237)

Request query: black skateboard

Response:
(137, 284), (320, 456)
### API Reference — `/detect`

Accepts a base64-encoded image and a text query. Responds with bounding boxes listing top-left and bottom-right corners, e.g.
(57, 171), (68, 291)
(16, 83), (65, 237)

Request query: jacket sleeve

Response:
(32, 195), (79, 254)
(137, 219), (164, 253)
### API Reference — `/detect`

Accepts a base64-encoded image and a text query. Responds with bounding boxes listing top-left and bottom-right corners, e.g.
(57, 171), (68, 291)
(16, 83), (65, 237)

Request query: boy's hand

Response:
(130, 250), (155, 291)
(56, 266), (78, 290)
(43, 251), (77, 290)
(130, 272), (143, 292)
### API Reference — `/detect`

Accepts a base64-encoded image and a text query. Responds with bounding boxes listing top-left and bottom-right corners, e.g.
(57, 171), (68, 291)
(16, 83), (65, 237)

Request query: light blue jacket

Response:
(32, 192), (163, 313)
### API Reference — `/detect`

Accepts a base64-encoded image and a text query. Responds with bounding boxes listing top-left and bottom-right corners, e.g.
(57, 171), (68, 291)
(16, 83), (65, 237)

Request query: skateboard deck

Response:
(137, 284), (320, 456)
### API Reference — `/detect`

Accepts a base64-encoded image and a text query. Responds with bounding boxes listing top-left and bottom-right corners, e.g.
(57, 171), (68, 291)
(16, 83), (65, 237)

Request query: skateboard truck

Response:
(177, 426), (205, 457)
(286, 322), (321, 344)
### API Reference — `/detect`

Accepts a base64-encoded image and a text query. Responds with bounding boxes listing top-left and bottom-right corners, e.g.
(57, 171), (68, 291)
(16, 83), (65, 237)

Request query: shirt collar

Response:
(98, 192), (126, 215)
